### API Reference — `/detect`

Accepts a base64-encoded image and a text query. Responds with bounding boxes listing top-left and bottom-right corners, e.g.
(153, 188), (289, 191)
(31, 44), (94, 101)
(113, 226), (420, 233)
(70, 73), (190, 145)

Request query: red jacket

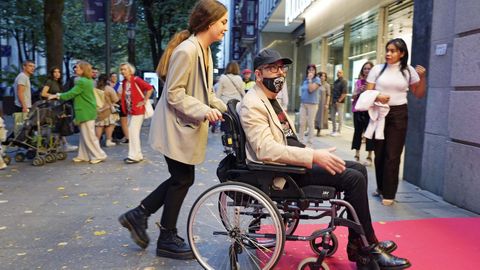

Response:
(120, 76), (153, 115)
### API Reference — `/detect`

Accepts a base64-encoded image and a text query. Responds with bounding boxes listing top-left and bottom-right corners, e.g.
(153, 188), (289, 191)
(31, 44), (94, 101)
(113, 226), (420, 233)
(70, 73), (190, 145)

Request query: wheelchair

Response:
(187, 100), (378, 270)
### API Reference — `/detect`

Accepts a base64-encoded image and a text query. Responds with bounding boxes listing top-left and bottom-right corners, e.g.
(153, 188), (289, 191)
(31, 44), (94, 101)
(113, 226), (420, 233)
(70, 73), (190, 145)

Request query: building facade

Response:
(253, 0), (480, 214)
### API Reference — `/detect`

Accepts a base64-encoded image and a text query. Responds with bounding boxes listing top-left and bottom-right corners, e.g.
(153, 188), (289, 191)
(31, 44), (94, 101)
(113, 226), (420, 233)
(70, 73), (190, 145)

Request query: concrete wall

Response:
(418, 0), (480, 214)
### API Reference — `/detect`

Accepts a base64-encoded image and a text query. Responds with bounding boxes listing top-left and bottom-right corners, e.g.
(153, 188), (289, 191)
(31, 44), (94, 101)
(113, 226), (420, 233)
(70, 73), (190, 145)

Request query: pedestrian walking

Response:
(95, 74), (120, 147)
(366, 38), (427, 206)
(13, 60), (35, 136)
(298, 64), (321, 145)
(118, 62), (153, 164)
(118, 0), (228, 260)
(315, 71), (331, 136)
(330, 69), (348, 136)
(351, 62), (374, 166)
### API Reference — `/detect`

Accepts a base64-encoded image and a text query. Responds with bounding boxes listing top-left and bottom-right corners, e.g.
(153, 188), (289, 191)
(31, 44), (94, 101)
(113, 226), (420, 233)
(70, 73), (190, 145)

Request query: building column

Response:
(376, 7), (387, 64)
(321, 36), (328, 73)
(342, 23), (351, 80)
(403, 0), (433, 185)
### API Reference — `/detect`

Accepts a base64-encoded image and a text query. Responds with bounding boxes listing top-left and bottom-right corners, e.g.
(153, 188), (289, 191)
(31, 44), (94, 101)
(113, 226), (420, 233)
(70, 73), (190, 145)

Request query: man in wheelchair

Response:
(238, 48), (411, 269)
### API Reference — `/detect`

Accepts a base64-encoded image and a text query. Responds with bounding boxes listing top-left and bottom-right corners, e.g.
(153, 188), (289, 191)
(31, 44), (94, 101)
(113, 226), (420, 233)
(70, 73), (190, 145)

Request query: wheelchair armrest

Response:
(247, 162), (306, 174)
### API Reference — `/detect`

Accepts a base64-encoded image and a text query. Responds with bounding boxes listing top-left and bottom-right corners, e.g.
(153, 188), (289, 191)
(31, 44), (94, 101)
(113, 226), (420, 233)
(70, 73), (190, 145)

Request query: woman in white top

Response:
(366, 38), (427, 206)
(216, 61), (245, 104)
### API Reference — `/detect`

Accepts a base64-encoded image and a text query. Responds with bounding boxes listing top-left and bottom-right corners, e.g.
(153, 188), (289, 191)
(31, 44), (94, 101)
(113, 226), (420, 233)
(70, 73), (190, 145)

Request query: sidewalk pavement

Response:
(0, 118), (476, 270)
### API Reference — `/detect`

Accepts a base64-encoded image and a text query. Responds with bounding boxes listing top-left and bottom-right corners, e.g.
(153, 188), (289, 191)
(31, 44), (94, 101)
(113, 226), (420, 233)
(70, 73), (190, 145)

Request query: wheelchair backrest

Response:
(221, 99), (248, 169)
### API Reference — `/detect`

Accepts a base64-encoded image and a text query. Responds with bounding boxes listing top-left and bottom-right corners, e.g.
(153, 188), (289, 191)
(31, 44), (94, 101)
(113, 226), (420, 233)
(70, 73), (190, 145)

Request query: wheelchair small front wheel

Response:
(310, 232), (338, 257)
(298, 257), (330, 270)
(188, 182), (285, 270)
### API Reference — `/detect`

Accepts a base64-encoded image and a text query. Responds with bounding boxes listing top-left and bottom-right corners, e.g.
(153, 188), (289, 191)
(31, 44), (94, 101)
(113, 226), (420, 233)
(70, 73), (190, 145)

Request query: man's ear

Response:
(255, 70), (262, 81)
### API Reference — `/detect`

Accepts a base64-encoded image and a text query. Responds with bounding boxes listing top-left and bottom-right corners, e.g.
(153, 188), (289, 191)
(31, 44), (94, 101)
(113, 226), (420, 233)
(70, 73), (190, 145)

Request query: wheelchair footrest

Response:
(302, 185), (337, 200)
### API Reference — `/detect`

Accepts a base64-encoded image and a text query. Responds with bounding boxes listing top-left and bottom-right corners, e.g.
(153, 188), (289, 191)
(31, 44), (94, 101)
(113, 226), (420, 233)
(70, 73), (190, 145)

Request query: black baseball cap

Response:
(253, 49), (293, 70)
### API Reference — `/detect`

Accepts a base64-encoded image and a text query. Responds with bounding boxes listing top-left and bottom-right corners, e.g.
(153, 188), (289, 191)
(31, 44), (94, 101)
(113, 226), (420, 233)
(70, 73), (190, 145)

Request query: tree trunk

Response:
(142, 0), (159, 69)
(44, 0), (65, 72)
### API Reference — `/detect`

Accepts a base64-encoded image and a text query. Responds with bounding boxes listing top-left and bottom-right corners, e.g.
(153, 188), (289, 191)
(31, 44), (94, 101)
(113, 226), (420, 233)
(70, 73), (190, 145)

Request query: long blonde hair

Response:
(77, 61), (93, 79)
(156, 0), (227, 81)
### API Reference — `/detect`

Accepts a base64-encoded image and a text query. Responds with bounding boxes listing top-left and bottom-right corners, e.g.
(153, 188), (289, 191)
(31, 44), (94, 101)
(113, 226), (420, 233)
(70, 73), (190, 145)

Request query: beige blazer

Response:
(149, 35), (227, 165)
(239, 85), (314, 169)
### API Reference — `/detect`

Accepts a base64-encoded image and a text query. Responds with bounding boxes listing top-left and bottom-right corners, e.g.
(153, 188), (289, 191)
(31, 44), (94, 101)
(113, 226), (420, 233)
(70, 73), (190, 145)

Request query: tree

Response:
(44, 0), (64, 72)
(0, 1), (45, 64)
(140, 0), (197, 70)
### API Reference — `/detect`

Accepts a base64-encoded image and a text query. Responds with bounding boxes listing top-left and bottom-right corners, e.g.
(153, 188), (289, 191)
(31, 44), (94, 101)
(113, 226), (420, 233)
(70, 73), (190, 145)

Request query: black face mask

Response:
(262, 76), (285, 93)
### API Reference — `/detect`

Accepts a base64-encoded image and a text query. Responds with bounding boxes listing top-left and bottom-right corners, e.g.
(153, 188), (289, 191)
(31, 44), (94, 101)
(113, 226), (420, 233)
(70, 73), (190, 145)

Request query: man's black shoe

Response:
(377, 240), (397, 253)
(118, 206), (150, 249)
(156, 228), (194, 260)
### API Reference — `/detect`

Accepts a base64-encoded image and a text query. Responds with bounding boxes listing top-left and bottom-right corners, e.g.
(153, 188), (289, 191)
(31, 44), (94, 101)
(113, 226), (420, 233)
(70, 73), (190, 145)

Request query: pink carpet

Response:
(272, 217), (480, 269)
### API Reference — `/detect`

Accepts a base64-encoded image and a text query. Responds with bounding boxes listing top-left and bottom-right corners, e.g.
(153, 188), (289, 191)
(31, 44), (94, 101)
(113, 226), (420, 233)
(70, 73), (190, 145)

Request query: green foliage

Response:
(63, 0), (128, 72)
(0, 0), (45, 62)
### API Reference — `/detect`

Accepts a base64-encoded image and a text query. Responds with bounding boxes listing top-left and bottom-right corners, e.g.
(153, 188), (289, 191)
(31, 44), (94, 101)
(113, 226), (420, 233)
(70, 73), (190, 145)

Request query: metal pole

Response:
(105, 0), (111, 75)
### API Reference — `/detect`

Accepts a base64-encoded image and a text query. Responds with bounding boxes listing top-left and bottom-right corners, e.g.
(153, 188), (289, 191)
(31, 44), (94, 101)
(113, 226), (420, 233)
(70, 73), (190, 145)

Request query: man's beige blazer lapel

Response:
(254, 86), (285, 135)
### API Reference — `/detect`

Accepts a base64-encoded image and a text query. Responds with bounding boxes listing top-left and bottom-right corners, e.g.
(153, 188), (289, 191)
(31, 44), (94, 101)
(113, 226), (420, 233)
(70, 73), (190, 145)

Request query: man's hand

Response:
(313, 147), (346, 175)
(205, 108), (223, 122)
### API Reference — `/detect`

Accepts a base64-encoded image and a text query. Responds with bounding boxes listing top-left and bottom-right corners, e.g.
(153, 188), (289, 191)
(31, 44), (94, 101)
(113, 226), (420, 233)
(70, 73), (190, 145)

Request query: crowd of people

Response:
(0, 0), (428, 269)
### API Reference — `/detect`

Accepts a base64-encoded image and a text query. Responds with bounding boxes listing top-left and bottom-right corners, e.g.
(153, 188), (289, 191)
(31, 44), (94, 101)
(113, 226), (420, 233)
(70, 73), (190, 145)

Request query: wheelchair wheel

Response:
(15, 153), (26, 162)
(309, 232), (338, 257)
(284, 211), (300, 235)
(298, 257), (330, 270)
(188, 182), (285, 270)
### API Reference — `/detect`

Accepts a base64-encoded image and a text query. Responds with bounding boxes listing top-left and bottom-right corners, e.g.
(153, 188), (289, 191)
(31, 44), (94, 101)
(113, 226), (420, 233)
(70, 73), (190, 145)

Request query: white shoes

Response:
(63, 143), (78, 152)
(330, 132), (340, 137)
(105, 139), (116, 147)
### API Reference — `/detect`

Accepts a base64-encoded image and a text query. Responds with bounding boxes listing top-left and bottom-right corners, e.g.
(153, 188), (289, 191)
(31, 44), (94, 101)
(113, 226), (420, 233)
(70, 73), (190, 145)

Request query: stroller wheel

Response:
(45, 154), (57, 163)
(15, 153), (26, 162)
(32, 156), (45, 166)
(56, 152), (67, 161)
(26, 150), (36, 160)
(3, 155), (11, 165)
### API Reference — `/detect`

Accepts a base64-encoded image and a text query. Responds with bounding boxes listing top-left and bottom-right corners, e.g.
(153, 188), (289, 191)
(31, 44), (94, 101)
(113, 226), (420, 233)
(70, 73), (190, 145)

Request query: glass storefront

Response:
(317, 0), (413, 127)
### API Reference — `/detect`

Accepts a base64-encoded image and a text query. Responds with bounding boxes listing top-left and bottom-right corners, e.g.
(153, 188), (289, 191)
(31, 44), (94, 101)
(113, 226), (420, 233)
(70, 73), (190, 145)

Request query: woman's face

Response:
(110, 74), (117, 83)
(120, 65), (131, 77)
(385, 44), (405, 64)
(75, 65), (84, 76)
(53, 69), (61, 80)
(308, 67), (315, 74)
(321, 73), (326, 81)
(209, 13), (228, 42)
(362, 64), (372, 77)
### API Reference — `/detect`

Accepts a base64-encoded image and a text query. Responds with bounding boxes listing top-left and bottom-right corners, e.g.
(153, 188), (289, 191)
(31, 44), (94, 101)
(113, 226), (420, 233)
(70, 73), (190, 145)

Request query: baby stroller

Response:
(3, 100), (73, 166)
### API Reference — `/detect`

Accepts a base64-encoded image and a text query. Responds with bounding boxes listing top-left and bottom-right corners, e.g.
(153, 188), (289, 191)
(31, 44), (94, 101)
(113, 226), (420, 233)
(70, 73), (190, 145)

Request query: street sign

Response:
(84, 0), (106, 22)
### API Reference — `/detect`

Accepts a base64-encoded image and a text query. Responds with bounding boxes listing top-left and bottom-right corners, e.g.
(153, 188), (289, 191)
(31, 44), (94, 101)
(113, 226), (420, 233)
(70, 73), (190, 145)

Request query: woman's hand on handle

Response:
(205, 108), (223, 122)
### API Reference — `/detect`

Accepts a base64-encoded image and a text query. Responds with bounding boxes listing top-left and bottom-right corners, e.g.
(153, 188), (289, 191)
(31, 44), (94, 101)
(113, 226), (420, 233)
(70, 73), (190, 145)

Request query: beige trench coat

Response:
(149, 35), (226, 165)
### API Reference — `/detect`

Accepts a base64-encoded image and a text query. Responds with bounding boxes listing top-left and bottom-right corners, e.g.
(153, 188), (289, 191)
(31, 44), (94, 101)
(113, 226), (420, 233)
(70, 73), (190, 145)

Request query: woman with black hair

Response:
(41, 67), (63, 99)
(41, 67), (78, 152)
(366, 38), (427, 206)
